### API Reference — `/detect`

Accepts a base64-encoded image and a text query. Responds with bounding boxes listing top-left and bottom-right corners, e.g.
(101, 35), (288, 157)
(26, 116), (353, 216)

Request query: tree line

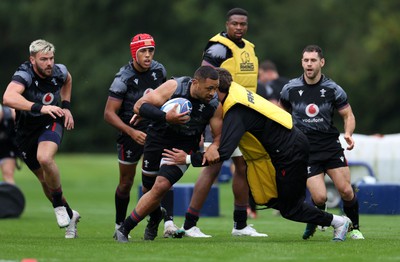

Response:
(1, 0), (399, 152)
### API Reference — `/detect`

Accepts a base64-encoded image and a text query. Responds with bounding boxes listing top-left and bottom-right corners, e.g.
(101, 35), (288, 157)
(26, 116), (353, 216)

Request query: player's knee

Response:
(312, 195), (327, 206)
(201, 164), (222, 178)
(36, 153), (54, 168)
(339, 185), (354, 200)
(151, 178), (171, 199)
(232, 159), (246, 176)
(118, 182), (133, 194)
(233, 166), (246, 177)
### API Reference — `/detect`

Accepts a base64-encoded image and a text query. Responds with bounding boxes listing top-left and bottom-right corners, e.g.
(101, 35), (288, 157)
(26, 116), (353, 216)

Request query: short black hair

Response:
(194, 66), (219, 81)
(303, 45), (324, 59)
(215, 68), (232, 93)
(226, 8), (248, 20)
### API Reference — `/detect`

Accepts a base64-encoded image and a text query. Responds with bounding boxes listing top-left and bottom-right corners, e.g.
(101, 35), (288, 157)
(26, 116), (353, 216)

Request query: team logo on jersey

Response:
(152, 72), (157, 81)
(198, 104), (206, 112)
(42, 93), (54, 105)
(134, 78), (139, 85)
(320, 88), (326, 97)
(143, 88), (153, 96)
(298, 90), (304, 96)
(240, 51), (254, 71)
(51, 78), (58, 86)
(305, 103), (319, 117)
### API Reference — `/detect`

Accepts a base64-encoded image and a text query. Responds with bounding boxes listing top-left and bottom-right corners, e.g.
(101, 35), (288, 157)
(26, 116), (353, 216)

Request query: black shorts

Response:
(307, 139), (347, 178)
(142, 132), (198, 185)
(117, 134), (143, 164)
(0, 142), (17, 160)
(17, 122), (63, 171)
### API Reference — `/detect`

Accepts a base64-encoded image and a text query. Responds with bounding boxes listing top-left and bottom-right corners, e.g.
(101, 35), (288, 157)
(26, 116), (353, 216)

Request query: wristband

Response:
(61, 100), (71, 110)
(31, 103), (43, 113)
(185, 155), (191, 165)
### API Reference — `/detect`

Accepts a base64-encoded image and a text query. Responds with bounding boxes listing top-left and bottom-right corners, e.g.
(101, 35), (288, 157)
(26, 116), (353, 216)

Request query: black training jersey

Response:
(219, 105), (297, 165)
(190, 103), (300, 167)
(202, 32), (243, 67)
(280, 75), (349, 148)
(148, 76), (219, 140)
(108, 60), (167, 131)
(11, 61), (68, 133)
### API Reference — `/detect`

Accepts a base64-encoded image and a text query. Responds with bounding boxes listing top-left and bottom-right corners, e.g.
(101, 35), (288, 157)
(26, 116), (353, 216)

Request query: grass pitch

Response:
(0, 154), (399, 262)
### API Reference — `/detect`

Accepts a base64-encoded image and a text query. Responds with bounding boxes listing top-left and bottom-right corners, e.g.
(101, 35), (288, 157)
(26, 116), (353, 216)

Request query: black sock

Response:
(51, 187), (64, 208)
(343, 195), (359, 229)
(161, 189), (174, 222)
(122, 216), (136, 235)
(184, 212), (199, 230)
(122, 209), (142, 234)
(63, 201), (73, 218)
(234, 209), (247, 230)
(115, 188), (130, 224)
(149, 206), (162, 222)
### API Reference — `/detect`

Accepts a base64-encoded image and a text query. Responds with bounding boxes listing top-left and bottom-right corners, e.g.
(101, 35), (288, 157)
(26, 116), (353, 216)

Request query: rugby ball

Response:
(161, 97), (192, 115)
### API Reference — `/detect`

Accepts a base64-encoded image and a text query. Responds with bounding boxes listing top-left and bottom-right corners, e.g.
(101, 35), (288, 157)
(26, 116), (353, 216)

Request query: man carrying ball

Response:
(115, 66), (223, 242)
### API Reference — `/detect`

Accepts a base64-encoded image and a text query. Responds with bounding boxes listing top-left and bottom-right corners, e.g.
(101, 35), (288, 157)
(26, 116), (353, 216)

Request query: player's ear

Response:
(192, 78), (199, 87)
(29, 55), (35, 65)
(320, 58), (325, 67)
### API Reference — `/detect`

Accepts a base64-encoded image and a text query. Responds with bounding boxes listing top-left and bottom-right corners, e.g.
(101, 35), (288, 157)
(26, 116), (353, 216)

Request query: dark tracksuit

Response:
(191, 103), (333, 227)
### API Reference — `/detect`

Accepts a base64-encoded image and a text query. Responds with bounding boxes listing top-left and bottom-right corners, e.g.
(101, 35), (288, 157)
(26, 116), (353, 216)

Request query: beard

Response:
(305, 69), (319, 80)
(36, 65), (53, 78)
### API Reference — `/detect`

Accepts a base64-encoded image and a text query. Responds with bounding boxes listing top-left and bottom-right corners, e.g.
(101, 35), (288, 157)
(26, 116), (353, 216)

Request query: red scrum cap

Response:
(130, 33), (156, 62)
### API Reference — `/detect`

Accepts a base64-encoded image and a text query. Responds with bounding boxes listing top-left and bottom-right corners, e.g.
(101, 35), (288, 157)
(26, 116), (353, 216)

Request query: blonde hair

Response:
(29, 39), (55, 55)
